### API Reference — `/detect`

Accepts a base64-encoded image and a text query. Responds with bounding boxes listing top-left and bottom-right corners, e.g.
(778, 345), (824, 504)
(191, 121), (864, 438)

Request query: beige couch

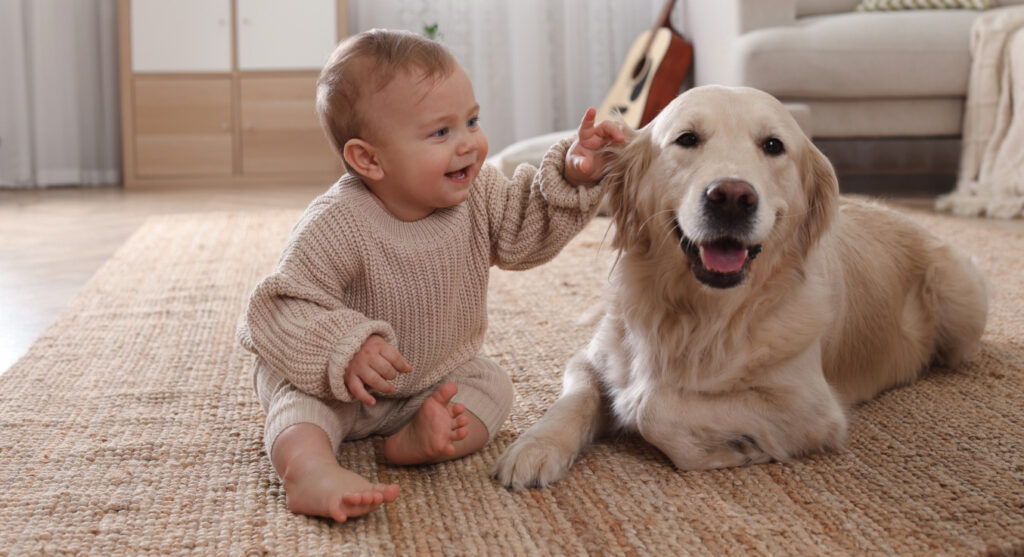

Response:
(687, 0), (1024, 139)
(491, 0), (1024, 192)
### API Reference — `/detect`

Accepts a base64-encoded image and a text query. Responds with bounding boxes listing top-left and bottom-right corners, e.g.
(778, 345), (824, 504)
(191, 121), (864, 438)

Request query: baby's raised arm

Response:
(475, 108), (631, 271)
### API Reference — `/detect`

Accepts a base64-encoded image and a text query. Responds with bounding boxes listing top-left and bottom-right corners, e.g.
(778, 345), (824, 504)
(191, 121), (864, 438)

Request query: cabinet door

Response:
(237, 0), (338, 70)
(131, 0), (231, 72)
(240, 76), (342, 175)
(133, 78), (233, 176)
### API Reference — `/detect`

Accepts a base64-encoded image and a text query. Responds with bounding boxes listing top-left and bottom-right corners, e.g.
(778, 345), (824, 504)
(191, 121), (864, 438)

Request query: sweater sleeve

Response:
(482, 137), (606, 270)
(237, 206), (395, 402)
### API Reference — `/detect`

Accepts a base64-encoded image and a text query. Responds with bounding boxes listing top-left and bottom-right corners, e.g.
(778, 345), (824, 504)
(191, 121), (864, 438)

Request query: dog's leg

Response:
(638, 342), (847, 470)
(492, 351), (610, 490)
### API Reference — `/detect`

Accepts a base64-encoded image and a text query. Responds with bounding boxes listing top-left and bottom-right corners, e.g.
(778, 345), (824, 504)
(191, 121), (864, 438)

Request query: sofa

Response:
(491, 0), (1024, 193)
(682, 0), (1024, 192)
(686, 0), (1024, 139)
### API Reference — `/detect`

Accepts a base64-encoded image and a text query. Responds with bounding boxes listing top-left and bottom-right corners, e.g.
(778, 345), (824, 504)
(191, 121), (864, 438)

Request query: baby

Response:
(238, 28), (626, 522)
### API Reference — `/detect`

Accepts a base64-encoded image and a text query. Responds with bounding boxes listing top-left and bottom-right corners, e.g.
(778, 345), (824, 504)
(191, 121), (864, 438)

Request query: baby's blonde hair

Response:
(316, 29), (457, 172)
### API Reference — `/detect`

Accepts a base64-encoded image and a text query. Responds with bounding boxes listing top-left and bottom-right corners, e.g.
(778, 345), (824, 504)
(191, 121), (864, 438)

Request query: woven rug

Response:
(1, 207), (1022, 556)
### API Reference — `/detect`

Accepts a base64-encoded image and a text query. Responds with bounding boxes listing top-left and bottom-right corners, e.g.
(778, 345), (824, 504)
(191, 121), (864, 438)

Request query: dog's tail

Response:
(923, 244), (988, 368)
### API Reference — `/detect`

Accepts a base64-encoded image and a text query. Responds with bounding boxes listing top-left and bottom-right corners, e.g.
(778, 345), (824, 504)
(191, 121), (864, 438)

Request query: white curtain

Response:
(0, 0), (682, 187)
(350, 0), (680, 153)
(0, 0), (121, 188)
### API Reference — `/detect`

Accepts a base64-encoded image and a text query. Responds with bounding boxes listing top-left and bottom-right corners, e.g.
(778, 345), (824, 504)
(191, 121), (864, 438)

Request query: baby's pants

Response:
(253, 356), (514, 459)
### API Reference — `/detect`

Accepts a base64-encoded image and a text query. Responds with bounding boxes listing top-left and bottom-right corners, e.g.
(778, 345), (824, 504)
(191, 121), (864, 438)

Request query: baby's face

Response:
(362, 64), (488, 221)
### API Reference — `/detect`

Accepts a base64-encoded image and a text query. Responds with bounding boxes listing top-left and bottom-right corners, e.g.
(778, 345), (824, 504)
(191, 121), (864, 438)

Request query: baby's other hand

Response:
(564, 107), (631, 186)
(344, 334), (412, 405)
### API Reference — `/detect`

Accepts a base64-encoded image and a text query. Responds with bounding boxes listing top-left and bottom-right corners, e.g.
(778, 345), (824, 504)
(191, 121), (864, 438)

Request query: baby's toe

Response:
(432, 383), (458, 405)
(342, 492), (367, 506)
(374, 484), (401, 502)
(329, 499), (351, 522)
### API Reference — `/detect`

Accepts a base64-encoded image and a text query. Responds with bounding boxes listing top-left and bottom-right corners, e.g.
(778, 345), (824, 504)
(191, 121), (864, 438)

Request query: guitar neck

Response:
(639, 0), (678, 55)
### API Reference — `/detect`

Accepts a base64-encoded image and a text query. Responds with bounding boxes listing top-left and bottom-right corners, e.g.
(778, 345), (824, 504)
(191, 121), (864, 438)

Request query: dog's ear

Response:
(799, 140), (839, 251)
(604, 128), (656, 253)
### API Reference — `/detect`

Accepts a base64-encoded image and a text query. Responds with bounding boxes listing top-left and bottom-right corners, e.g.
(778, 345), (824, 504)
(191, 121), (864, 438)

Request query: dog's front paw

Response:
(492, 433), (577, 490)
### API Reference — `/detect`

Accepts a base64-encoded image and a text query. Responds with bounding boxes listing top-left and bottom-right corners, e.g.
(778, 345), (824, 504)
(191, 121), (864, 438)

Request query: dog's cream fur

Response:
(493, 86), (988, 489)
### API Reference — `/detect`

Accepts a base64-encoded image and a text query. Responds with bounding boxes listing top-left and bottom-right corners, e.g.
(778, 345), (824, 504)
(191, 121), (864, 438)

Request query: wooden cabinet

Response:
(118, 0), (347, 187)
(240, 76), (338, 175)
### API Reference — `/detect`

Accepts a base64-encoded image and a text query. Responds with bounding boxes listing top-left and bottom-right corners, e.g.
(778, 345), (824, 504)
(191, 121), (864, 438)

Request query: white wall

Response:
(349, 0), (685, 153)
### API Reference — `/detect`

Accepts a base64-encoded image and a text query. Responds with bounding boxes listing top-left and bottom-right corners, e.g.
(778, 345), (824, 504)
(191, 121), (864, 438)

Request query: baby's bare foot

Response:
(282, 460), (399, 522)
(384, 382), (470, 465)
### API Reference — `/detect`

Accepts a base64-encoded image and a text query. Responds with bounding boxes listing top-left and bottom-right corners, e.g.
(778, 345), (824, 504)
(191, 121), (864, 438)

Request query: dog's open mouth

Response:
(673, 219), (762, 289)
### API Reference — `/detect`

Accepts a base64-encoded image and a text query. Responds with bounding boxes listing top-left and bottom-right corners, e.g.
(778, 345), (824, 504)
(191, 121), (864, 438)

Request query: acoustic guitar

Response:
(596, 0), (693, 128)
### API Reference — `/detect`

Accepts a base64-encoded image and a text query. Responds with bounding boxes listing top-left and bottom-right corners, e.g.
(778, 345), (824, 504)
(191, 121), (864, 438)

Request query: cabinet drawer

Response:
(239, 76), (342, 175)
(133, 78), (233, 177)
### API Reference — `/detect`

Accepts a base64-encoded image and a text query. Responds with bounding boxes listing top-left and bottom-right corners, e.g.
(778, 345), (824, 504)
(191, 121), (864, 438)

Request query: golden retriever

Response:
(493, 85), (988, 489)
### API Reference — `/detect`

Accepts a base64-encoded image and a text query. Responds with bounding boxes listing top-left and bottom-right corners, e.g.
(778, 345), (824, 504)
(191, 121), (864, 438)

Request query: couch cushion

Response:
(734, 10), (979, 98)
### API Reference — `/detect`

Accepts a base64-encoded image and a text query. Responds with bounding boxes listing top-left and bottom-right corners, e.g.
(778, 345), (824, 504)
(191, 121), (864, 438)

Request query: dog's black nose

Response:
(704, 179), (759, 220)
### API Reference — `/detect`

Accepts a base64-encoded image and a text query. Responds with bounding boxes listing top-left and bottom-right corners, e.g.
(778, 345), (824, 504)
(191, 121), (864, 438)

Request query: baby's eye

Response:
(432, 127), (449, 138)
(467, 116), (479, 128)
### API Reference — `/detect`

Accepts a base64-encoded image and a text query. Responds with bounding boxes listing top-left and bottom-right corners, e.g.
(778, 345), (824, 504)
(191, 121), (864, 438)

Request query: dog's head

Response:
(604, 85), (838, 290)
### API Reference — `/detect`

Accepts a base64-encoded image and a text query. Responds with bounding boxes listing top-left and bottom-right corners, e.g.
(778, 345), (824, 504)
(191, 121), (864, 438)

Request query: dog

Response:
(492, 85), (988, 489)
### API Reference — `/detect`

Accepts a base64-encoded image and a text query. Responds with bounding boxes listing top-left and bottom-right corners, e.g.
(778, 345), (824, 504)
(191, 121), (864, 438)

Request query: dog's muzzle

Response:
(672, 218), (761, 289)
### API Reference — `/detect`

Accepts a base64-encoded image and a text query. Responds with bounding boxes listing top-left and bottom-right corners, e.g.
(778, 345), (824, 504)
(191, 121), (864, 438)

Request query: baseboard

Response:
(837, 172), (956, 197)
(815, 137), (960, 197)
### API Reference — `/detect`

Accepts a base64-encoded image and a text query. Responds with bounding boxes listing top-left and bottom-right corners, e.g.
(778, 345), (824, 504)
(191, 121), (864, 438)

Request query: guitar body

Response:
(596, 27), (693, 128)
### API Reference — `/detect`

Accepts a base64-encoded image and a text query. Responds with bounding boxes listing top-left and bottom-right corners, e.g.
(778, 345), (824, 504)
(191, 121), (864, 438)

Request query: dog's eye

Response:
(762, 137), (785, 156)
(675, 132), (700, 148)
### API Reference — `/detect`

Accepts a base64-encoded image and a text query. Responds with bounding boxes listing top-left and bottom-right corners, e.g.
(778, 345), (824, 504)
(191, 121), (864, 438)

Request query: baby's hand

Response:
(344, 334), (412, 405)
(564, 107), (631, 186)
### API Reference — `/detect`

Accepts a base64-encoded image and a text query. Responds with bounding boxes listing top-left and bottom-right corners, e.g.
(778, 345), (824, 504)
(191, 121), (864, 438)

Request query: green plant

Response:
(423, 22), (441, 41)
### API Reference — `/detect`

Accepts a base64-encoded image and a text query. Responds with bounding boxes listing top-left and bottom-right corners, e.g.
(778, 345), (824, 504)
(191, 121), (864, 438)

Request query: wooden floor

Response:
(0, 183), (327, 375)
(1, 183), (1022, 375)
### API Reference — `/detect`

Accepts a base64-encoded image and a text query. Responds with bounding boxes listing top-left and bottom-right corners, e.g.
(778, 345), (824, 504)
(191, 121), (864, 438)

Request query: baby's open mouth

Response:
(445, 166), (471, 181)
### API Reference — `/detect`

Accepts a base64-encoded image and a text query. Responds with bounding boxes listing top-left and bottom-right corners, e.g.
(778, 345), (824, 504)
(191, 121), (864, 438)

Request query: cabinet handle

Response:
(218, 18), (227, 26)
(244, 123), (254, 131)
(241, 17), (251, 25)
(221, 123), (229, 132)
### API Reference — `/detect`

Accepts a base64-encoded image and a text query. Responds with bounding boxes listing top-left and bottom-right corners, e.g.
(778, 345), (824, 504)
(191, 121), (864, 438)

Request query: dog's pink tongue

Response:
(701, 244), (747, 273)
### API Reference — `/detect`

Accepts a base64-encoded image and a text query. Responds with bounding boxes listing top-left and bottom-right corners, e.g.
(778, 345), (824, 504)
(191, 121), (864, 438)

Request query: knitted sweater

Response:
(237, 138), (605, 402)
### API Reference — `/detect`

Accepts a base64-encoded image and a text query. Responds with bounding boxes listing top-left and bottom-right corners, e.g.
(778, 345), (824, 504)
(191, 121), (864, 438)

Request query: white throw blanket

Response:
(938, 6), (1024, 219)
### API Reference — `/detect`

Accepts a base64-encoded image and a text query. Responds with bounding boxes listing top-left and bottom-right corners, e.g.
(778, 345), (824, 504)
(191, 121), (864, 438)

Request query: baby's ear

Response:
(343, 139), (384, 180)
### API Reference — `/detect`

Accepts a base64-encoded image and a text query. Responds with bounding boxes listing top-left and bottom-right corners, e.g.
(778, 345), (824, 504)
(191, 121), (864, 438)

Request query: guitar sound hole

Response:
(630, 66), (650, 102)
(631, 56), (648, 79)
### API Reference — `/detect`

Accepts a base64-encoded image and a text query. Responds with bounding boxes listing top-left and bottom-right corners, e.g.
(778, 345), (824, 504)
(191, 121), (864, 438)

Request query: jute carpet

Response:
(1, 207), (1022, 556)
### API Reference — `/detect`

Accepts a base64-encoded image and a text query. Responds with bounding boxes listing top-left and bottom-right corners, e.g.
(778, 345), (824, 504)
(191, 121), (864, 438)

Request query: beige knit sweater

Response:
(237, 139), (604, 402)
